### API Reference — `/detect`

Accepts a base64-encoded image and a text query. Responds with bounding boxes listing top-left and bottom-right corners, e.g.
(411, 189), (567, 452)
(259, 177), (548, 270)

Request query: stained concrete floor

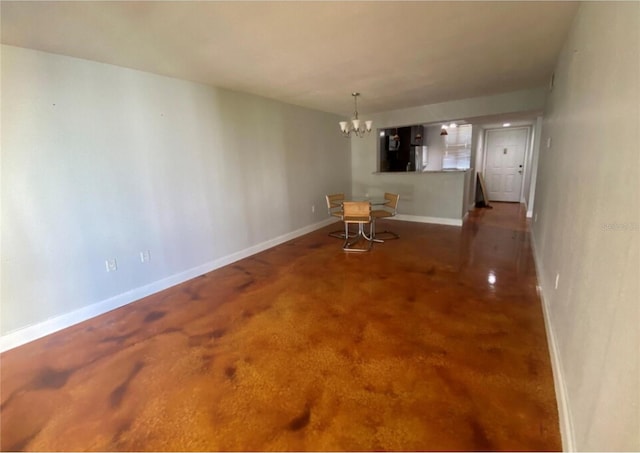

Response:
(1, 203), (561, 451)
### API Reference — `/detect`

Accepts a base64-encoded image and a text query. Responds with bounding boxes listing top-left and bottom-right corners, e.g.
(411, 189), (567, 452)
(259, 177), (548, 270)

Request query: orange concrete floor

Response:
(0, 203), (561, 451)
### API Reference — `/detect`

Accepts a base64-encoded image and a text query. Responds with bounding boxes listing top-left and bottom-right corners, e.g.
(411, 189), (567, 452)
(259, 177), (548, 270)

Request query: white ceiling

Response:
(1, 1), (579, 117)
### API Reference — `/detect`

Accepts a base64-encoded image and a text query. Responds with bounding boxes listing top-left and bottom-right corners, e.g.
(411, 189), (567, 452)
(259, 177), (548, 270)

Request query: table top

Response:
(347, 197), (387, 205)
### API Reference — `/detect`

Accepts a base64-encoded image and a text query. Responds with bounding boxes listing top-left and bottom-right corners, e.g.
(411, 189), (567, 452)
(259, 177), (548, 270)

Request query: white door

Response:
(484, 128), (529, 202)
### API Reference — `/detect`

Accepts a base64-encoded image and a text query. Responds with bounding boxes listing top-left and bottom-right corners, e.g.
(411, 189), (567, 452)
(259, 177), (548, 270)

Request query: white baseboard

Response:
(530, 234), (575, 452)
(524, 200), (534, 218)
(393, 214), (463, 227)
(0, 218), (336, 352)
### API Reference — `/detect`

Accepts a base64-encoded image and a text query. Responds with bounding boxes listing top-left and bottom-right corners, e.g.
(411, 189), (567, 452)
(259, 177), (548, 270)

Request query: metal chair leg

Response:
(370, 218), (384, 243)
(329, 224), (356, 239)
(371, 218), (399, 242)
(342, 222), (373, 252)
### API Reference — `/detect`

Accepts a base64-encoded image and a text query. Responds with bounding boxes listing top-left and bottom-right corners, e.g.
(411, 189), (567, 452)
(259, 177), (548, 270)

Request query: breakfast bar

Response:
(352, 169), (473, 227)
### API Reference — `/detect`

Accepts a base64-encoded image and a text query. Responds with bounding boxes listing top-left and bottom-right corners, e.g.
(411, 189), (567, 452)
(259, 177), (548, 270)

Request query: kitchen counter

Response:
(372, 169), (467, 174)
(354, 169), (473, 225)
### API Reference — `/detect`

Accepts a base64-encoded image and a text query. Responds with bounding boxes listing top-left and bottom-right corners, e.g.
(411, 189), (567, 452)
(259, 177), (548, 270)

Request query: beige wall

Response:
(532, 2), (639, 451)
(1, 45), (350, 340)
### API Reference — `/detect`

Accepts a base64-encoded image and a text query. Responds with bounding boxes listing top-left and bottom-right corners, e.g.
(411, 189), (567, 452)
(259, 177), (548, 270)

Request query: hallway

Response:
(0, 203), (560, 451)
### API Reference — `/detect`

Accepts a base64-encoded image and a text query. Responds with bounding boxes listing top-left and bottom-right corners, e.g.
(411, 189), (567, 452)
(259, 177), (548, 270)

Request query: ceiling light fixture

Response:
(440, 125), (448, 136)
(339, 93), (372, 138)
(503, 123), (511, 127)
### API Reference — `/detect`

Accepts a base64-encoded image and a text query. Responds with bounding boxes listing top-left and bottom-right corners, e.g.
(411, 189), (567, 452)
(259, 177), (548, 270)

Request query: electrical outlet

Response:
(105, 258), (117, 272)
(555, 273), (560, 290)
(311, 205), (315, 213)
(546, 137), (552, 149)
(140, 250), (151, 263)
(535, 213), (538, 222)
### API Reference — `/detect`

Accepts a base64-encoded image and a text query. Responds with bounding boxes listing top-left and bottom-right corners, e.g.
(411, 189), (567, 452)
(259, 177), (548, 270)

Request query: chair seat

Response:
(370, 193), (400, 241)
(342, 201), (373, 252)
(372, 209), (393, 219)
(331, 211), (343, 218)
(344, 215), (371, 223)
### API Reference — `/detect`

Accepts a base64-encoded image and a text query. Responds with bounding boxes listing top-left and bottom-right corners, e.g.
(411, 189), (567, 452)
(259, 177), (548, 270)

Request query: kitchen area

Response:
(378, 123), (472, 173)
(361, 122), (474, 225)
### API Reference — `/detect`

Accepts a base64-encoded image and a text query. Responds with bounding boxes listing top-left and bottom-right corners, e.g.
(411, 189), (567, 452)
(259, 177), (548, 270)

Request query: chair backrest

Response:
(384, 193), (400, 213)
(326, 193), (344, 214)
(343, 201), (371, 221)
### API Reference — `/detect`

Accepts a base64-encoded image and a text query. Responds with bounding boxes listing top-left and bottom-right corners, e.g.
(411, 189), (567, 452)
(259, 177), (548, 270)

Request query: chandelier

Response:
(339, 92), (372, 138)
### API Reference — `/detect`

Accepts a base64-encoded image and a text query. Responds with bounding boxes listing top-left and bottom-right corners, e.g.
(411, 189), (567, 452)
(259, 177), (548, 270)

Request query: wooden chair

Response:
(342, 201), (373, 252)
(371, 192), (400, 241)
(326, 193), (347, 238)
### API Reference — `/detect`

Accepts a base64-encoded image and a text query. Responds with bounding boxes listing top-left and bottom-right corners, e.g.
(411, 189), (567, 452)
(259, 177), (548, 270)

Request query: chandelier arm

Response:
(339, 92), (371, 138)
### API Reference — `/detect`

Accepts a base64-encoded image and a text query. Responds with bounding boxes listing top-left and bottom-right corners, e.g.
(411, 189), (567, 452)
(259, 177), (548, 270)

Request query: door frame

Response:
(482, 126), (533, 203)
